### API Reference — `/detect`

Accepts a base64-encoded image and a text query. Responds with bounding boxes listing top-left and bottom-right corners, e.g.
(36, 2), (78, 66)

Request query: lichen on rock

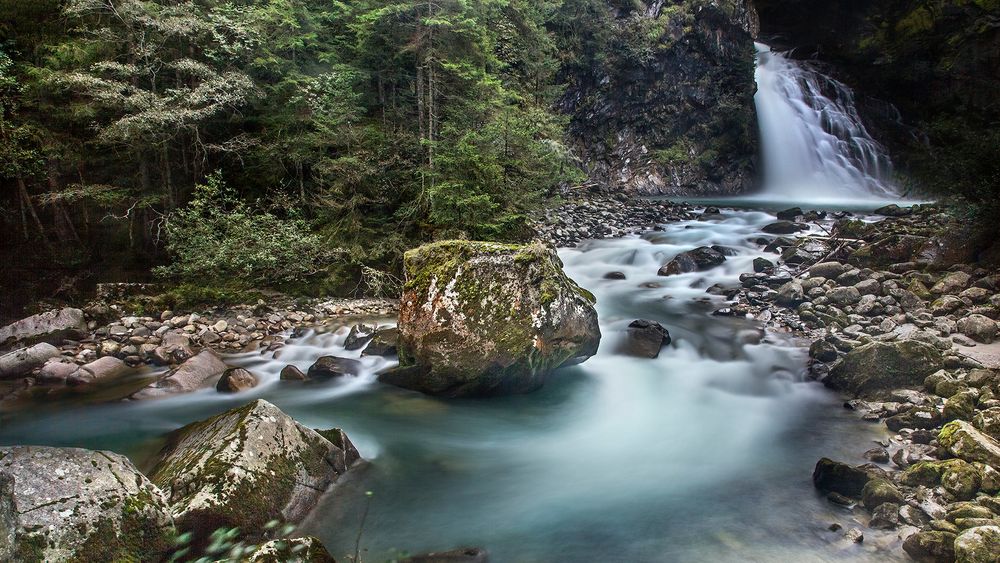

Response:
(389, 240), (601, 397)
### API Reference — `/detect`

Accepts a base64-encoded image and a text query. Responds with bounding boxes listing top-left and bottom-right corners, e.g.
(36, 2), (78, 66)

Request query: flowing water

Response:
(0, 209), (904, 562)
(753, 43), (899, 202)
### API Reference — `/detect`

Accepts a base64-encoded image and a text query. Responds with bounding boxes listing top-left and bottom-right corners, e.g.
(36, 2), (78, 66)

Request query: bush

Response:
(155, 173), (340, 286)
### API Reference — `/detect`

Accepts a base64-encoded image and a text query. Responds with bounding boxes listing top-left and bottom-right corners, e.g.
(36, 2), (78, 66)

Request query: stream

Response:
(0, 208), (900, 562)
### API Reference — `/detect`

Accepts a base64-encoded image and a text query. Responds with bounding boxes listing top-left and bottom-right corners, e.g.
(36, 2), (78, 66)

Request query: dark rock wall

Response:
(557, 1), (760, 195)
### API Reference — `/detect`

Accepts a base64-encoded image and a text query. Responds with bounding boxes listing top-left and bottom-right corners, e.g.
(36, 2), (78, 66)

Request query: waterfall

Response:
(754, 42), (898, 201)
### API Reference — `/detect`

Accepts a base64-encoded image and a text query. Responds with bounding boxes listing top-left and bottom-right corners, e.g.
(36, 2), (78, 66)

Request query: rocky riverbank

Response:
(704, 203), (1000, 561)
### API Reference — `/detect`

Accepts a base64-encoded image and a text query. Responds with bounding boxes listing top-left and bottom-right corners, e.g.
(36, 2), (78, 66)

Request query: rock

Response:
(874, 204), (913, 217)
(870, 502), (900, 529)
(941, 459), (983, 501)
(776, 207), (802, 221)
(66, 356), (131, 386)
(954, 526), (1000, 563)
(974, 407), (1000, 439)
(944, 390), (978, 422)
(862, 478), (903, 510)
(604, 271), (627, 280)
(35, 358), (79, 384)
(134, 350), (228, 399)
(813, 458), (872, 498)
(394, 241), (600, 397)
(216, 368), (257, 393)
(809, 262), (848, 279)
(827, 287), (862, 307)
(810, 340), (838, 362)
(939, 421), (1000, 467)
(844, 528), (864, 543)
(0, 343), (61, 379)
(776, 281), (805, 307)
(363, 327), (399, 357)
(247, 537), (335, 562)
(761, 221), (805, 234)
(0, 445), (173, 562)
(658, 246), (726, 276)
(307, 356), (362, 379)
(620, 319), (671, 359)
(886, 406), (942, 431)
(280, 364), (309, 381)
(753, 257), (774, 273)
(958, 315), (998, 344)
(903, 530), (956, 562)
(932, 271), (972, 295)
(344, 324), (376, 351)
(0, 308), (87, 350)
(826, 340), (944, 396)
(149, 400), (360, 540)
(399, 547), (490, 563)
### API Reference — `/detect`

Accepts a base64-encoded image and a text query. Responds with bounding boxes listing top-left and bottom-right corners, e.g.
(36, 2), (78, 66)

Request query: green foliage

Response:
(154, 173), (340, 286)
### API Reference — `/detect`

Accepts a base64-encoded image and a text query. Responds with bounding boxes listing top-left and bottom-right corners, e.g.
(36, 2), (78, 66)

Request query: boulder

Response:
(280, 364), (309, 381)
(861, 478), (903, 510)
(752, 257), (774, 273)
(761, 221), (805, 234)
(134, 350), (228, 399)
(903, 531), (956, 562)
(941, 459), (983, 501)
(869, 502), (900, 529)
(363, 327), (399, 357)
(776, 281), (805, 307)
(809, 262), (848, 279)
(974, 407), (1000, 439)
(809, 340), (838, 363)
(149, 400), (360, 540)
(658, 246), (726, 276)
(216, 368), (257, 393)
(827, 287), (862, 307)
(35, 358), (79, 384)
(958, 315), (998, 344)
(307, 356), (362, 379)
(0, 446), (173, 562)
(954, 526), (1000, 563)
(66, 356), (132, 386)
(0, 343), (61, 379)
(825, 340), (944, 396)
(874, 204), (913, 217)
(944, 390), (978, 422)
(619, 320), (671, 359)
(939, 421), (1000, 467)
(0, 308), (87, 350)
(344, 324), (376, 351)
(813, 458), (872, 498)
(247, 537), (335, 562)
(932, 271), (972, 295)
(776, 207), (802, 221)
(394, 241), (600, 397)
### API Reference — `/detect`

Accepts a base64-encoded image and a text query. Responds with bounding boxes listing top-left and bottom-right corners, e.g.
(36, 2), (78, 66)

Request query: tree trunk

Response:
(17, 177), (51, 251)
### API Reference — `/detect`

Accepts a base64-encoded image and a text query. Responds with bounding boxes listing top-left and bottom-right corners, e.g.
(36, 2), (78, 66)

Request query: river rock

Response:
(776, 281), (805, 307)
(827, 286), (862, 307)
(216, 367), (257, 393)
(35, 358), (79, 384)
(861, 478), (903, 510)
(363, 327), (399, 357)
(939, 421), (1000, 467)
(776, 207), (802, 221)
(762, 221), (805, 234)
(0, 446), (174, 562)
(0, 308), (87, 350)
(149, 400), (360, 539)
(825, 340), (944, 396)
(932, 271), (972, 295)
(0, 343), (61, 379)
(974, 407), (1000, 439)
(280, 364), (309, 381)
(308, 356), (362, 379)
(813, 458), (873, 498)
(903, 530), (956, 562)
(66, 356), (131, 385)
(247, 537), (335, 562)
(954, 525), (1000, 563)
(753, 257), (774, 273)
(809, 262), (847, 279)
(393, 241), (600, 397)
(620, 320), (671, 358)
(344, 324), (376, 351)
(134, 350), (228, 398)
(658, 246), (726, 276)
(958, 315), (998, 344)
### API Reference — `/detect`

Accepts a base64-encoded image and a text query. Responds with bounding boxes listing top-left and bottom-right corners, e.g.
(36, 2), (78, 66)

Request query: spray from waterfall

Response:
(754, 43), (898, 201)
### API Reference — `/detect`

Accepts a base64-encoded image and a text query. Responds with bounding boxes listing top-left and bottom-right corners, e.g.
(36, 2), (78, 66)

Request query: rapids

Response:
(0, 209), (903, 562)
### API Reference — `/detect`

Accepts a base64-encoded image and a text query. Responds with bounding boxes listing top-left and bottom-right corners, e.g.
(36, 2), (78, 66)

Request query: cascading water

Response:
(754, 42), (898, 201)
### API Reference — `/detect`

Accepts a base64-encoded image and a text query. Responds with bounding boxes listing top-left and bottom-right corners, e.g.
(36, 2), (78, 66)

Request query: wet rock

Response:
(0, 308), (87, 350)
(363, 327), (399, 357)
(827, 287), (862, 307)
(604, 271), (627, 280)
(809, 262), (848, 279)
(874, 204), (913, 217)
(762, 221), (806, 234)
(809, 339), (838, 362)
(753, 257), (774, 273)
(941, 459), (983, 501)
(399, 547), (490, 563)
(844, 528), (864, 543)
(620, 320), (671, 359)
(0, 343), (61, 379)
(944, 390), (978, 422)
(869, 502), (900, 529)
(216, 368), (257, 393)
(395, 241), (600, 397)
(939, 421), (1000, 467)
(247, 537), (335, 562)
(0, 445), (174, 562)
(658, 246), (727, 276)
(307, 356), (362, 379)
(813, 458), (872, 498)
(826, 340), (944, 396)
(776, 281), (805, 307)
(886, 406), (942, 431)
(280, 364), (308, 381)
(66, 356), (131, 386)
(958, 315), (998, 344)
(134, 351), (228, 399)
(344, 324), (376, 351)
(903, 530), (956, 562)
(862, 478), (903, 510)
(149, 400), (360, 541)
(776, 207), (802, 221)
(954, 525), (1000, 563)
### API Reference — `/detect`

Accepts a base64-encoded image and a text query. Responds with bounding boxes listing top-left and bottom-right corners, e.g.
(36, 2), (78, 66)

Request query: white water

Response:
(754, 43), (899, 203)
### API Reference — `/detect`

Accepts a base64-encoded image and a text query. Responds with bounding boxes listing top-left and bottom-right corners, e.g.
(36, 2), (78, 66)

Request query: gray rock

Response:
(280, 364), (309, 381)
(931, 271), (972, 295)
(658, 246), (726, 276)
(216, 368), (257, 393)
(827, 287), (862, 307)
(903, 530), (956, 562)
(938, 421), (1000, 467)
(363, 327), (399, 357)
(809, 262), (847, 279)
(35, 358), (79, 384)
(247, 537), (335, 562)
(0, 445), (173, 561)
(344, 324), (376, 351)
(66, 356), (131, 386)
(150, 400), (359, 540)
(762, 221), (805, 234)
(954, 525), (1000, 563)
(776, 281), (805, 307)
(308, 356), (362, 379)
(0, 308), (87, 350)
(134, 350), (228, 399)
(0, 343), (61, 379)
(958, 314), (998, 344)
(619, 319), (671, 359)
(826, 340), (944, 396)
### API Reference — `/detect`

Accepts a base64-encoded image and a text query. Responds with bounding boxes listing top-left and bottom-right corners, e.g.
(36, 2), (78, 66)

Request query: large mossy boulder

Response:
(825, 339), (944, 397)
(0, 446), (174, 562)
(149, 400), (360, 539)
(390, 241), (601, 397)
(939, 421), (1000, 468)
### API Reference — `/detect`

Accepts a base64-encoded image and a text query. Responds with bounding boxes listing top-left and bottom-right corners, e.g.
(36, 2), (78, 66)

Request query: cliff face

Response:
(557, 1), (760, 196)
